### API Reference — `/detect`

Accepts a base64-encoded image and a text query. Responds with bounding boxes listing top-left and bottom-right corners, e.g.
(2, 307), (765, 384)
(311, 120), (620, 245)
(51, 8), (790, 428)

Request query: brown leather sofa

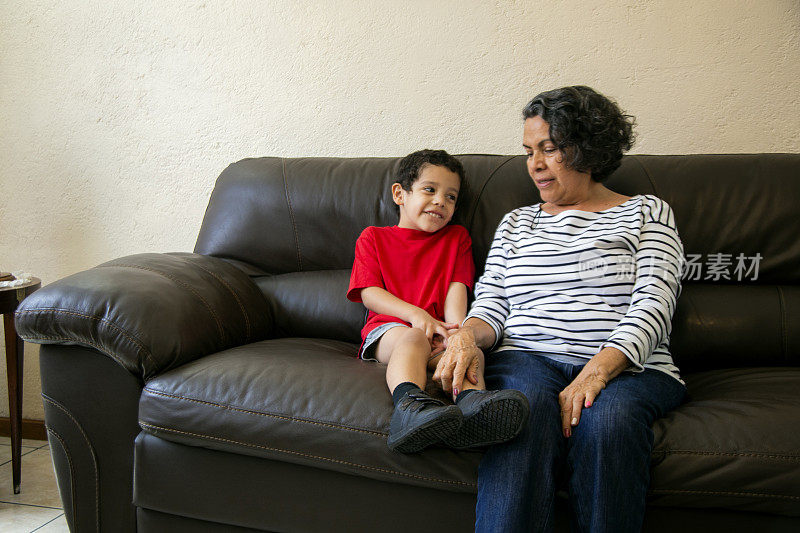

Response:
(16, 154), (800, 532)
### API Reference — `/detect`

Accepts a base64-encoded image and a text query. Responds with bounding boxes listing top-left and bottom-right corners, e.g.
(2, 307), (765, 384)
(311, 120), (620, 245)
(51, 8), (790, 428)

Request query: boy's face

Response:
(392, 164), (461, 233)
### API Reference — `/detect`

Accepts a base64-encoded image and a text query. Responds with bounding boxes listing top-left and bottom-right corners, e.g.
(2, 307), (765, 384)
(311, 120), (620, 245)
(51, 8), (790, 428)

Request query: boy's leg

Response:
(375, 326), (463, 453)
(375, 326), (432, 393)
(444, 349), (529, 450)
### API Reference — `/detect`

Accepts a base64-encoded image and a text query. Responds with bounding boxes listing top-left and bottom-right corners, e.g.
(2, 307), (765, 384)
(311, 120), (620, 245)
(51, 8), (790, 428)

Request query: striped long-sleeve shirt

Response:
(467, 194), (684, 382)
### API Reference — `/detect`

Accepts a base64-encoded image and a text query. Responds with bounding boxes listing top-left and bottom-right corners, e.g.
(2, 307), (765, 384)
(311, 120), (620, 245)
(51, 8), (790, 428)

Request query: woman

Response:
(433, 86), (687, 532)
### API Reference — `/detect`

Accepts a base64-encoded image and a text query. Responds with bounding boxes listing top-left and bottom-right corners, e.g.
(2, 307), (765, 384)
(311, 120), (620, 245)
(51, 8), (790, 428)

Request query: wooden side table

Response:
(1, 277), (41, 494)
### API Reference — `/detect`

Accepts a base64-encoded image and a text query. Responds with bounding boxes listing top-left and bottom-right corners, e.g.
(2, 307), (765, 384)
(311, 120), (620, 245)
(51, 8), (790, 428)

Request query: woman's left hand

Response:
(558, 371), (608, 438)
(558, 346), (629, 437)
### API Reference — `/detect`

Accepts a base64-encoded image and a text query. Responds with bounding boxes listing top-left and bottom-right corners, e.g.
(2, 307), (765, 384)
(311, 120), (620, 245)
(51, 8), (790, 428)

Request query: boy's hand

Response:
(430, 336), (446, 357)
(429, 328), (459, 356)
(409, 310), (458, 343)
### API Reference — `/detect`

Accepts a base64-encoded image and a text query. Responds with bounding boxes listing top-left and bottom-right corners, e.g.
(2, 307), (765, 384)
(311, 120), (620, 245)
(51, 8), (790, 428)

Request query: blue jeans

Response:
(476, 351), (686, 533)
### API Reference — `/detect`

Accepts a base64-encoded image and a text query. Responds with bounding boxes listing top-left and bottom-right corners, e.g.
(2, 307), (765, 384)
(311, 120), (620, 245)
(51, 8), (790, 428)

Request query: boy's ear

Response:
(391, 183), (405, 206)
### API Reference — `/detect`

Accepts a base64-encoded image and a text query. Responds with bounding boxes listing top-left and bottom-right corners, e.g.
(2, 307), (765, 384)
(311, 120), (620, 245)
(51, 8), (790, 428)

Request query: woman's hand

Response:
(433, 327), (480, 399)
(559, 346), (629, 437)
(558, 370), (608, 438)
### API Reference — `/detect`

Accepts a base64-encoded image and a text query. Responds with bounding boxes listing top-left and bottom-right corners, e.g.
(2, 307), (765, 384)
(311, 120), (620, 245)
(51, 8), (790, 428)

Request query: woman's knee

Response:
(511, 390), (562, 447)
(571, 400), (651, 453)
(506, 378), (560, 414)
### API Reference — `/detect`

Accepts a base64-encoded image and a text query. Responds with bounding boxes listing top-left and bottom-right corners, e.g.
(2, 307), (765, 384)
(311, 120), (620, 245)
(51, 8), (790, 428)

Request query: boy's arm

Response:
(428, 281), (470, 360)
(443, 282), (468, 325)
(360, 286), (455, 341)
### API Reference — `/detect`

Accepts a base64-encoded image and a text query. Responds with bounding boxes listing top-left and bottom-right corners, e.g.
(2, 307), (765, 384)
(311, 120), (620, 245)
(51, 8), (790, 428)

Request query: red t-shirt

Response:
(347, 224), (475, 343)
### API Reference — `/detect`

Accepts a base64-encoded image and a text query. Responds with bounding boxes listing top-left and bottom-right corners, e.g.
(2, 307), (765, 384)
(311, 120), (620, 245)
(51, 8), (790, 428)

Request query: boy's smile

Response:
(392, 164), (461, 233)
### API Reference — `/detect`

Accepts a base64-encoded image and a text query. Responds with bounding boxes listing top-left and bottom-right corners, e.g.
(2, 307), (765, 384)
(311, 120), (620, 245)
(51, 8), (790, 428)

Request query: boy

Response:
(347, 149), (528, 453)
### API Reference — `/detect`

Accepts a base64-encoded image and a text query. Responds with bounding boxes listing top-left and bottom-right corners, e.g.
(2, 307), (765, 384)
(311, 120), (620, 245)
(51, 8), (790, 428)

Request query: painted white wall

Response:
(2, 0), (799, 420)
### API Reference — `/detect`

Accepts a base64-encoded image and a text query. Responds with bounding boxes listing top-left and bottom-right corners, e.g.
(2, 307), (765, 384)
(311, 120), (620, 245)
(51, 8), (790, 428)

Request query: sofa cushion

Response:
(133, 433), (477, 533)
(650, 367), (800, 516)
(139, 339), (800, 515)
(254, 270), (365, 345)
(670, 284), (800, 373)
(16, 252), (272, 380)
(138, 338), (481, 493)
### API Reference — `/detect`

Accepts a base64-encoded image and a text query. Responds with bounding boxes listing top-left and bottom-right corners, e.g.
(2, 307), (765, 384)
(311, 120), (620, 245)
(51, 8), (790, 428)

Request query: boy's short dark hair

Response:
(394, 149), (466, 214)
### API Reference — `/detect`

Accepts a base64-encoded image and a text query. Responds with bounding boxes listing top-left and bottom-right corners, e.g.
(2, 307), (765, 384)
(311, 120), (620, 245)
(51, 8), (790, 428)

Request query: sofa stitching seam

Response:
(282, 158), (303, 271)
(26, 335), (115, 362)
(660, 449), (800, 461)
(142, 387), (387, 436)
(777, 286), (788, 364)
(46, 427), (78, 528)
(650, 488), (800, 501)
(97, 263), (226, 342)
(42, 393), (100, 532)
(15, 314), (144, 370)
(138, 421), (474, 489)
(178, 256), (252, 340)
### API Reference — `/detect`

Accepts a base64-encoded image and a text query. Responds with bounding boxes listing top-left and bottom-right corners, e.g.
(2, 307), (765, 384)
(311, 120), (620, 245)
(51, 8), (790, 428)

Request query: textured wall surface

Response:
(1, 0), (799, 420)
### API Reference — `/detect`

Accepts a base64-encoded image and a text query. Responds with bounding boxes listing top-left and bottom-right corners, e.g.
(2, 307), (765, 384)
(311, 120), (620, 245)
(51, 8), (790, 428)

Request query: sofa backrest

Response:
(194, 154), (800, 374)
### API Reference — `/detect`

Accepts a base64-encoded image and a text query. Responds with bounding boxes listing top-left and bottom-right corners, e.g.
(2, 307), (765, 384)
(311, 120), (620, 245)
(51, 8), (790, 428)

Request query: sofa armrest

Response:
(15, 252), (272, 380)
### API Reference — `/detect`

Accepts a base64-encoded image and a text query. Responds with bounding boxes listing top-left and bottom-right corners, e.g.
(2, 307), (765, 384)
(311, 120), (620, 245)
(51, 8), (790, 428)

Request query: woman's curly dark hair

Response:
(522, 86), (635, 182)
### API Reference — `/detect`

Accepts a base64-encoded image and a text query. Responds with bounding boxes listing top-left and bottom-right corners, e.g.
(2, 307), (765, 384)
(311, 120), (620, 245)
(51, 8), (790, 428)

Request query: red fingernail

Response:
(454, 388), (459, 396)
(585, 400), (592, 407)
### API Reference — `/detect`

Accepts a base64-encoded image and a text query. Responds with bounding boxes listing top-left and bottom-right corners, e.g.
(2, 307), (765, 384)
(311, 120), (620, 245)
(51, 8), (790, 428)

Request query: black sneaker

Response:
(444, 389), (529, 450)
(387, 390), (463, 453)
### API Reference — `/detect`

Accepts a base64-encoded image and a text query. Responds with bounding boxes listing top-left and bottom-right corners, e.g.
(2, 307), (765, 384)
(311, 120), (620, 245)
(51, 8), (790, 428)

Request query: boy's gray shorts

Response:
(359, 322), (408, 361)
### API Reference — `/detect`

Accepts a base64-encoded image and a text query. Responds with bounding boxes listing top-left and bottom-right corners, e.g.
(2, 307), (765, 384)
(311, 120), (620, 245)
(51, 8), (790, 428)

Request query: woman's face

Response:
(523, 116), (593, 205)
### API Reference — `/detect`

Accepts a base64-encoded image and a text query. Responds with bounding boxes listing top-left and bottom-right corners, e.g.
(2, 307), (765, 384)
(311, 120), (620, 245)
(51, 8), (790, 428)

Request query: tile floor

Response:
(0, 436), (68, 532)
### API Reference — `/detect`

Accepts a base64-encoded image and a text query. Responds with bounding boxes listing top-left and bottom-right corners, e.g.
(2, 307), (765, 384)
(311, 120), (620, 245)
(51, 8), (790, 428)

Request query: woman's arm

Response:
(360, 286), (455, 341)
(462, 214), (513, 351)
(460, 317), (498, 351)
(560, 198), (684, 437)
(601, 198), (684, 370)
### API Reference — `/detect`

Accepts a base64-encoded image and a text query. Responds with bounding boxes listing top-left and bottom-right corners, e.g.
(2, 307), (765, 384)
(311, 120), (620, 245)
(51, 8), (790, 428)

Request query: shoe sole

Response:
(446, 394), (529, 450)
(387, 409), (463, 454)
